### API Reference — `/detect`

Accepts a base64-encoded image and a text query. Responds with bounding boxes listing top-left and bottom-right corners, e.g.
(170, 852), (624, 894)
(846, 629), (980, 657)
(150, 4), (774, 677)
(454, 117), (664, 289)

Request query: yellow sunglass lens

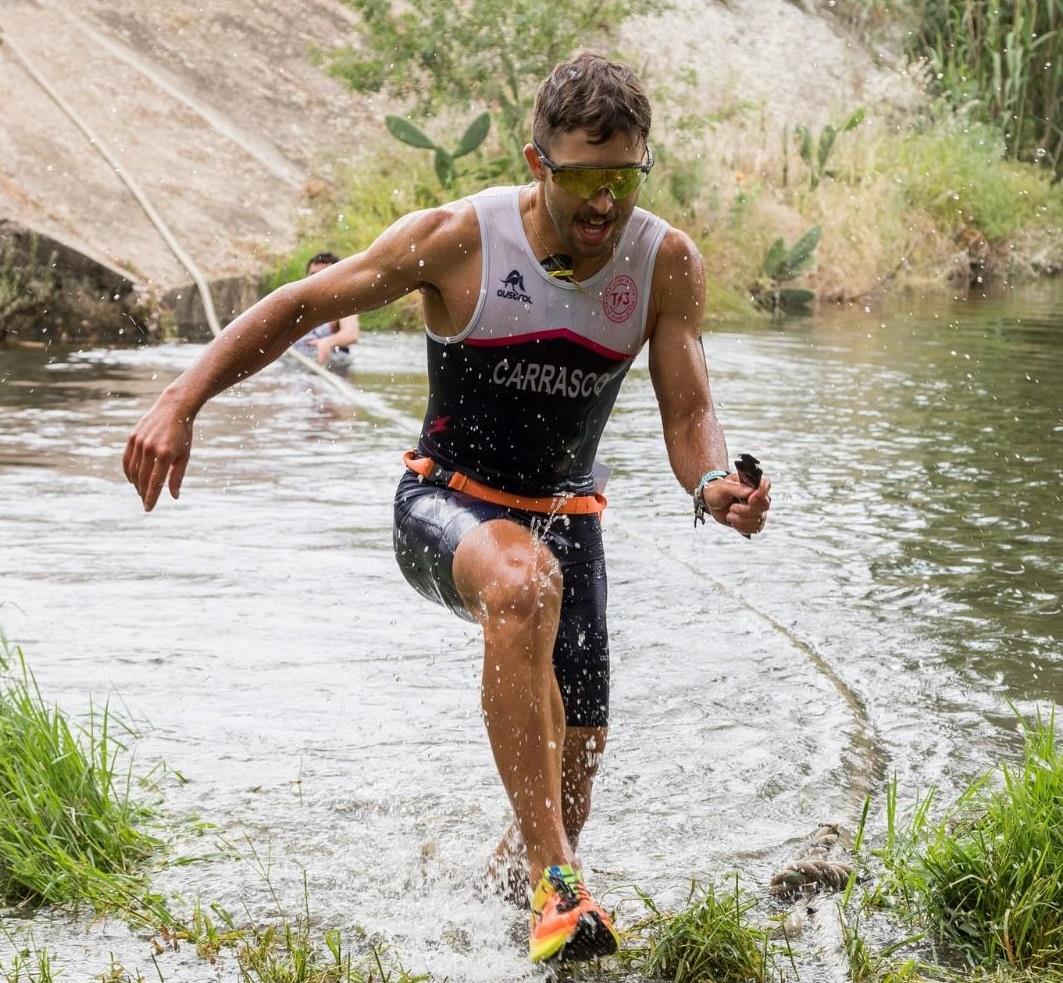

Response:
(553, 168), (645, 200)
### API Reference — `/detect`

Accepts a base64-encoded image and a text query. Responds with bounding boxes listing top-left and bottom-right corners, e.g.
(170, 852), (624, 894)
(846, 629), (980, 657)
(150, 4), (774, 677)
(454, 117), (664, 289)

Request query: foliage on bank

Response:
(829, 1), (1061, 178)
(876, 711), (1063, 973)
(261, 1), (1063, 326)
(271, 110), (1063, 328)
(328, 0), (669, 179)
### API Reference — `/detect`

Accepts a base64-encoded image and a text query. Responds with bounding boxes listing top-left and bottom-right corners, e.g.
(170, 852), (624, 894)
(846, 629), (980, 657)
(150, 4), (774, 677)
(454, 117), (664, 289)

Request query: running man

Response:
(124, 52), (772, 965)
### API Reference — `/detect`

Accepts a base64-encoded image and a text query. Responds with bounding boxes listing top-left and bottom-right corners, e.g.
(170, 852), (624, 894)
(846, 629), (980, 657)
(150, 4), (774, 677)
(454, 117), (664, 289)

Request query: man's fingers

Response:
(129, 442), (146, 491)
(135, 449), (155, 501)
(728, 499), (769, 534)
(168, 454), (189, 500)
(122, 436), (136, 482)
(706, 478), (750, 512)
(747, 476), (773, 507)
(125, 442), (139, 484)
(723, 477), (752, 499)
(143, 457), (170, 512)
(727, 511), (767, 536)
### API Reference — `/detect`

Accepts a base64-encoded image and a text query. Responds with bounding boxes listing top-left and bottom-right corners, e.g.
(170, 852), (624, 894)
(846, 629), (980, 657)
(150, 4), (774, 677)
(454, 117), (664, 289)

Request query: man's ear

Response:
(524, 143), (546, 182)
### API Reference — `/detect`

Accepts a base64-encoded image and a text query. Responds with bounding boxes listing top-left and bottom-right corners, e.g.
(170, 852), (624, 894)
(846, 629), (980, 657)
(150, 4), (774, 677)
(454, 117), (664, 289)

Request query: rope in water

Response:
(618, 523), (885, 808)
(0, 21), (402, 419)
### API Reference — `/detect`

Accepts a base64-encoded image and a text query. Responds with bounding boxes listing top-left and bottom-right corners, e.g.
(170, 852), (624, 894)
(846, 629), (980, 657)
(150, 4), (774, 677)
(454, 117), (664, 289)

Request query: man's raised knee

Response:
(479, 547), (562, 624)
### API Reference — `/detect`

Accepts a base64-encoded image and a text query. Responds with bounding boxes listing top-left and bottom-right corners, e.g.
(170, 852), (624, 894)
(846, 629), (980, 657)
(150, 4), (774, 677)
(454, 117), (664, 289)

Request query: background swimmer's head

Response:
(305, 251), (340, 276)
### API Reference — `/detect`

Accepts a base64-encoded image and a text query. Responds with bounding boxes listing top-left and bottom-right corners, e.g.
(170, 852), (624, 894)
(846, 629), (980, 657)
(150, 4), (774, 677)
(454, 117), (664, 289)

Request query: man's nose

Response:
(586, 187), (615, 213)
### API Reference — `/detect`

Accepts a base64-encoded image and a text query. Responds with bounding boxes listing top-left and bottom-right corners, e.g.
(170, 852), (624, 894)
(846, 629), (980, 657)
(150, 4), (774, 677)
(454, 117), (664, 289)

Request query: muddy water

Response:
(0, 282), (1060, 981)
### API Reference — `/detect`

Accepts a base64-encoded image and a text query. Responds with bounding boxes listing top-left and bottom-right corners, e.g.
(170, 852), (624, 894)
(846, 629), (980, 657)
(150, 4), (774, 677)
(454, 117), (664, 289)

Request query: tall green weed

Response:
(909, 0), (1063, 177)
(0, 638), (158, 908)
(877, 712), (1063, 971)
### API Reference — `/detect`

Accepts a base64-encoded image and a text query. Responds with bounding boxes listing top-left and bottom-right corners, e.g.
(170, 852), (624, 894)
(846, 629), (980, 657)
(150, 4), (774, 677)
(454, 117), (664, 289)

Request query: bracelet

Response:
(693, 469), (731, 527)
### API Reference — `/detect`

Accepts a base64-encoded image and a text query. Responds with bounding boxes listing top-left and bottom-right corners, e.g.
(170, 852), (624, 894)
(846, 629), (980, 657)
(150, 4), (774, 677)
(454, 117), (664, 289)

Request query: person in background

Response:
(293, 252), (361, 368)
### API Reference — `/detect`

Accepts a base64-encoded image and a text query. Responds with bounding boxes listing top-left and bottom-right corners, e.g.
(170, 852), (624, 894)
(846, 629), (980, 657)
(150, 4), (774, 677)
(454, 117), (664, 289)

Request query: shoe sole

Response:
(556, 911), (619, 963)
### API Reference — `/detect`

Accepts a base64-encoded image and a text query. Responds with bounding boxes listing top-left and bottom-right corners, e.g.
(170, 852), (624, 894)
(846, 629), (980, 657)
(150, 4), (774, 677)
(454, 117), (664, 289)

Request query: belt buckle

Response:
(429, 463), (455, 487)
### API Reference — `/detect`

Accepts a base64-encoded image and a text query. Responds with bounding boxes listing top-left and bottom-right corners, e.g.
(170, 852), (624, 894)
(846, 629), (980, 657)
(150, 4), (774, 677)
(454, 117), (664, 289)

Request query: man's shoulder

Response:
(407, 195), (479, 237)
(653, 224), (698, 261)
(650, 225), (703, 282)
(393, 196), (482, 264)
(646, 225), (705, 333)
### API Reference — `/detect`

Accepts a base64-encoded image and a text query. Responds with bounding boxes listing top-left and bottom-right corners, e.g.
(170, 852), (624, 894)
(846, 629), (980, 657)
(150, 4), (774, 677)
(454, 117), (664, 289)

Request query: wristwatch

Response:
(693, 469), (730, 527)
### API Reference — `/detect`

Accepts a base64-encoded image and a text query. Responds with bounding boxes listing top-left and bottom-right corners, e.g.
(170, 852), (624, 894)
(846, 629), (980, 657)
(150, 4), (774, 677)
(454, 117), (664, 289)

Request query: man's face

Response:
(306, 261), (332, 277)
(527, 129), (647, 262)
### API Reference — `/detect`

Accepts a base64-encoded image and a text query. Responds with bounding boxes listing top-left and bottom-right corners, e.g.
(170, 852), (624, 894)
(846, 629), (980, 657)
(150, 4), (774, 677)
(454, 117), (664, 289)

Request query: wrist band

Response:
(693, 469), (730, 527)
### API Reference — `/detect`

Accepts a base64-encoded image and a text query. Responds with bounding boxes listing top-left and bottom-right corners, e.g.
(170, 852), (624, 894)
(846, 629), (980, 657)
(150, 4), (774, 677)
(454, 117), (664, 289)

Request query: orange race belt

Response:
(403, 451), (607, 516)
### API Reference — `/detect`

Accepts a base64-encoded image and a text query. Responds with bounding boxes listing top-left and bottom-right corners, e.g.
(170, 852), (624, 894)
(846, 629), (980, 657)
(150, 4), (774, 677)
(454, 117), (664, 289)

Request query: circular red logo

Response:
(603, 275), (637, 323)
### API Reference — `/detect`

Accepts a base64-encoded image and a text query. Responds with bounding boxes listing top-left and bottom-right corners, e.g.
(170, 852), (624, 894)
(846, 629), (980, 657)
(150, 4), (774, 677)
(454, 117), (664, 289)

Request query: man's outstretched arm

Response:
(123, 205), (462, 511)
(647, 229), (771, 536)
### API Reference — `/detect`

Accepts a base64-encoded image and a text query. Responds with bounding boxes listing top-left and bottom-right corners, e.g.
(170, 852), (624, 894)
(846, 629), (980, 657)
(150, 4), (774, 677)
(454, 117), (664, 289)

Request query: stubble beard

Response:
(544, 193), (630, 265)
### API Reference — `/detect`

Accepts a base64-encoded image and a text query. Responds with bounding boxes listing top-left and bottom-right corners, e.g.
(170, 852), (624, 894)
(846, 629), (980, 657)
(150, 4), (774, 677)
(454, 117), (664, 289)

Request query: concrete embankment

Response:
(0, 0), (378, 340)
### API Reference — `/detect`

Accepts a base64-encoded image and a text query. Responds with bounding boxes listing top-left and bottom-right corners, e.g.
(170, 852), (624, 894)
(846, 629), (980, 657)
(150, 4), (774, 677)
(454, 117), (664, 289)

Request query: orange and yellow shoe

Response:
(528, 864), (619, 964)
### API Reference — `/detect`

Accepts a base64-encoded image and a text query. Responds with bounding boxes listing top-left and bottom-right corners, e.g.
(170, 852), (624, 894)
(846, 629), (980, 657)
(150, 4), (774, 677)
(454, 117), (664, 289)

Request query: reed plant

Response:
(909, 0), (1063, 177)
(237, 921), (427, 983)
(0, 638), (158, 909)
(877, 712), (1063, 972)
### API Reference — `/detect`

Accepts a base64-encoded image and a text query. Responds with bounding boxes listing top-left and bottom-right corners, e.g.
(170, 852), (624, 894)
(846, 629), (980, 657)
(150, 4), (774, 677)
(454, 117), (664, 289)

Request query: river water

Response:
(0, 282), (1060, 981)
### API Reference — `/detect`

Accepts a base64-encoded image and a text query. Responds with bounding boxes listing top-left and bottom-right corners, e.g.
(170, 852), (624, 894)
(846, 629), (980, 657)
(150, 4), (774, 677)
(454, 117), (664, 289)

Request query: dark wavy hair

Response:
(532, 52), (651, 150)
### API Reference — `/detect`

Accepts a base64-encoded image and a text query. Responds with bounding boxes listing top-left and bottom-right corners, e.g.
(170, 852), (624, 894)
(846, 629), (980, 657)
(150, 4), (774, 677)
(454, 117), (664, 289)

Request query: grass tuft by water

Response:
(235, 920), (428, 983)
(875, 711), (1063, 974)
(0, 943), (58, 983)
(617, 877), (774, 983)
(0, 637), (158, 909)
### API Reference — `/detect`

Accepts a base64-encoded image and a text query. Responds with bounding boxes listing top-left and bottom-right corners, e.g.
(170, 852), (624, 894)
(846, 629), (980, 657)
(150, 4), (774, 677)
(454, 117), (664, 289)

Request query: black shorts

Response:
(392, 471), (609, 728)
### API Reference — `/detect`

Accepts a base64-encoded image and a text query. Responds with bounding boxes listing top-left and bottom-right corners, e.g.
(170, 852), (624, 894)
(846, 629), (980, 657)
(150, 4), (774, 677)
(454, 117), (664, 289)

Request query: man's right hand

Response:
(123, 398), (194, 511)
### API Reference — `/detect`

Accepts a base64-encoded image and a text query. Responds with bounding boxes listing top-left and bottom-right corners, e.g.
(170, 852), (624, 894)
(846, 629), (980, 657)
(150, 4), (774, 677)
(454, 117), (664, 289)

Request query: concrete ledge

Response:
(161, 275), (263, 341)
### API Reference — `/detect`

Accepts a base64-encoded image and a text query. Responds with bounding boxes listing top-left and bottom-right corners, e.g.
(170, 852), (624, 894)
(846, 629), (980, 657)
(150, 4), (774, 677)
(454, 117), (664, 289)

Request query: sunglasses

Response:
(533, 140), (654, 201)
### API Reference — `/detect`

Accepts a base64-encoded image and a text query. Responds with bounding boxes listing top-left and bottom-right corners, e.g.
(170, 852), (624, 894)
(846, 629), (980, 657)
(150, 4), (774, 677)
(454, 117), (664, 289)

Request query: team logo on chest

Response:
(498, 269), (533, 304)
(603, 274), (637, 323)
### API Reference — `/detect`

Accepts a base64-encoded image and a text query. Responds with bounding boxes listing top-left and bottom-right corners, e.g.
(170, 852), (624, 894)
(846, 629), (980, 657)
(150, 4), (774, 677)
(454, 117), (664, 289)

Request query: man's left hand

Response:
(704, 474), (772, 537)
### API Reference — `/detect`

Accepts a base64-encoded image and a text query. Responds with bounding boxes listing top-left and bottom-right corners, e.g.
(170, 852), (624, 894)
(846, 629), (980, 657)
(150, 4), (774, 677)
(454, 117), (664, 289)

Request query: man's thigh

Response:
(392, 473), (611, 726)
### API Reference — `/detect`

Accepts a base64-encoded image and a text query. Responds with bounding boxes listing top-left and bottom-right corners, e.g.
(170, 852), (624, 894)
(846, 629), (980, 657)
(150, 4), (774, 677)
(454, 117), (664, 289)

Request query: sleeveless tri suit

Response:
(393, 186), (669, 727)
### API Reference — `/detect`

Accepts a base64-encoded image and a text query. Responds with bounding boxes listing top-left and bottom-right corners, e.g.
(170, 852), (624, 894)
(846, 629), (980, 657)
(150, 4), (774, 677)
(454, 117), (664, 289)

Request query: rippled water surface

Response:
(0, 282), (1060, 980)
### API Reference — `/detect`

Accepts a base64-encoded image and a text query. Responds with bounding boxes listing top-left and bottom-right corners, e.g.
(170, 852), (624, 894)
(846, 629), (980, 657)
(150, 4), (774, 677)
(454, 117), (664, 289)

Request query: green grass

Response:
(0, 638), (158, 909)
(0, 944), (59, 983)
(882, 122), (1063, 242)
(235, 920), (428, 983)
(875, 711), (1063, 973)
(618, 877), (775, 983)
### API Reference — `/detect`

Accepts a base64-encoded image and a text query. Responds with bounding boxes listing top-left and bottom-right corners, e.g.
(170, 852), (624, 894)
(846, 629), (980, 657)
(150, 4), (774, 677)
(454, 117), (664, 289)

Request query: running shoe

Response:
(528, 864), (619, 964)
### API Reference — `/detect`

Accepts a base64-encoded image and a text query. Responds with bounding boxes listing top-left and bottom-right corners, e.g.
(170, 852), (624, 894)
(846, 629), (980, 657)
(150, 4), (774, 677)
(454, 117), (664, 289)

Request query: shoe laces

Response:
(547, 868), (590, 914)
